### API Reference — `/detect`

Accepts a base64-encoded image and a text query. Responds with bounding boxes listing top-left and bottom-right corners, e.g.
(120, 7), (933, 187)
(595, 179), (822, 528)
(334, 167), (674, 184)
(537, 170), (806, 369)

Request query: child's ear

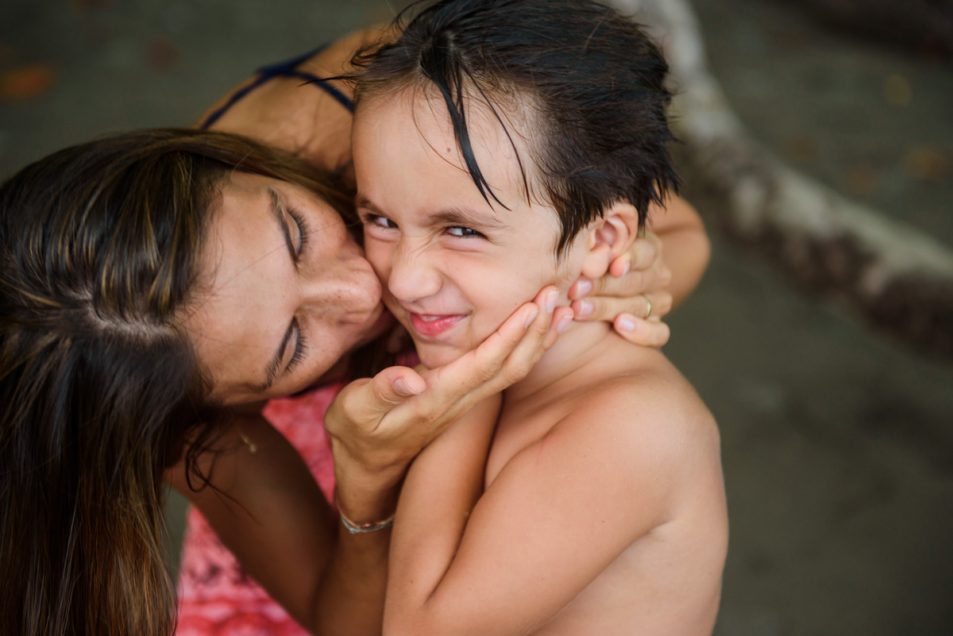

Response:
(580, 202), (640, 279)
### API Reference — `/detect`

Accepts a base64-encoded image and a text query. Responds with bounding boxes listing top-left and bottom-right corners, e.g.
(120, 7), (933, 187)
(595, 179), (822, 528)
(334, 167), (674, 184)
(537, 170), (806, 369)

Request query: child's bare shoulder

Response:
(550, 349), (719, 495)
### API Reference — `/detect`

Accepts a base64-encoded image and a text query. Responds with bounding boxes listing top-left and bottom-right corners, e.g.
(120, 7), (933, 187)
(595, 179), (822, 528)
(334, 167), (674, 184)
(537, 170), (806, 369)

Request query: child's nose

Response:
(387, 241), (442, 304)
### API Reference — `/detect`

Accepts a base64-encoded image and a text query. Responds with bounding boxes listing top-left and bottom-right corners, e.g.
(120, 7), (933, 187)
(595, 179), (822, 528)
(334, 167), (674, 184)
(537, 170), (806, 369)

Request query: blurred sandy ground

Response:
(1, 1), (951, 634)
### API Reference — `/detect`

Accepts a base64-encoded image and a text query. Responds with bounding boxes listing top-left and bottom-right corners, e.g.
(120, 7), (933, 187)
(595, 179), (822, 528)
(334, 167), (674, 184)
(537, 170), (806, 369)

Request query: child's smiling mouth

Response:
(408, 312), (467, 339)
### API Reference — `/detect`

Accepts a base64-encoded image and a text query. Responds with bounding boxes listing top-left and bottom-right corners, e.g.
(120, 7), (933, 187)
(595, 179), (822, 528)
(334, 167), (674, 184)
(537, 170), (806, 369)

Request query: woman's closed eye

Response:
(287, 207), (311, 261)
(286, 318), (309, 374)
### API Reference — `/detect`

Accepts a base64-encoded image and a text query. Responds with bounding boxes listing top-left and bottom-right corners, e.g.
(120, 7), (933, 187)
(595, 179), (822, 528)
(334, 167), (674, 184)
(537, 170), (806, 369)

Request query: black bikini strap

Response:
(199, 45), (354, 130)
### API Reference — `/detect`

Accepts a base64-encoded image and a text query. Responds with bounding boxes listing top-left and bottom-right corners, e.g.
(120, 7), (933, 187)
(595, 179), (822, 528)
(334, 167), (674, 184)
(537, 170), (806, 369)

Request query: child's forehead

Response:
(355, 85), (566, 251)
(371, 85), (543, 201)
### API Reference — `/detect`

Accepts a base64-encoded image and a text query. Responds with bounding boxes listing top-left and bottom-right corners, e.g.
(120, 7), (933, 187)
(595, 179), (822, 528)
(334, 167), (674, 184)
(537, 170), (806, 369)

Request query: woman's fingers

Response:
(328, 369), (409, 437)
(420, 286), (559, 413)
(328, 286), (566, 471)
(571, 289), (673, 324)
(375, 366), (426, 402)
(581, 260), (671, 300)
(325, 286), (571, 487)
(487, 289), (566, 381)
(567, 231), (673, 347)
(570, 232), (669, 301)
(630, 232), (663, 270)
(402, 286), (560, 434)
(613, 314), (671, 347)
(604, 232), (661, 278)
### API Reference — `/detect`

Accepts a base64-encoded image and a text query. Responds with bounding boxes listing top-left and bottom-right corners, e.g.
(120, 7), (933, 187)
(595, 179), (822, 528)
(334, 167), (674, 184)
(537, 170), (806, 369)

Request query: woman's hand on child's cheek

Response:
(325, 286), (565, 511)
(568, 231), (673, 347)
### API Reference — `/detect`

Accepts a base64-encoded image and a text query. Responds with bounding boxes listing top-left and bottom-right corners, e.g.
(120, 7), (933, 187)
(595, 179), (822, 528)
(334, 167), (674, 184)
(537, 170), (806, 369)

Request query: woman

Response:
(0, 26), (709, 636)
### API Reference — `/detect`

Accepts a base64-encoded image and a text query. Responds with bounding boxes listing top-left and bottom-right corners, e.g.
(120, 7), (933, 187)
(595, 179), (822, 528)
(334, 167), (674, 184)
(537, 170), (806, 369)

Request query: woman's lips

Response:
(409, 313), (466, 338)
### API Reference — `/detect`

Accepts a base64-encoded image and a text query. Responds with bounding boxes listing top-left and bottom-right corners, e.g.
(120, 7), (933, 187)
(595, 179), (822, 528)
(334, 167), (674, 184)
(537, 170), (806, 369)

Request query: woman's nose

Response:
(300, 252), (381, 319)
(387, 241), (442, 304)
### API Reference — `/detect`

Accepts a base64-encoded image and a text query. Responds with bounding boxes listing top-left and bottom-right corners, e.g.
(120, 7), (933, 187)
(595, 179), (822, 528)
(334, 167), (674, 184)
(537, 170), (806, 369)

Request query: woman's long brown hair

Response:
(0, 128), (353, 634)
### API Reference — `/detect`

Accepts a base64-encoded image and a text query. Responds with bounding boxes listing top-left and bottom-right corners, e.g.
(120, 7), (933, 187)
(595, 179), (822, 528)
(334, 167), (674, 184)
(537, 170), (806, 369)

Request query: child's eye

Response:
(363, 213), (398, 230)
(445, 226), (485, 239)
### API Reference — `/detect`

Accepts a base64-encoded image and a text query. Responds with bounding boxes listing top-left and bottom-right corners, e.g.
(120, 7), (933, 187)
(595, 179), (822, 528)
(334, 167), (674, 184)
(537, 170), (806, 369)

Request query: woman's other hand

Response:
(568, 231), (673, 347)
(568, 194), (710, 348)
(325, 286), (571, 523)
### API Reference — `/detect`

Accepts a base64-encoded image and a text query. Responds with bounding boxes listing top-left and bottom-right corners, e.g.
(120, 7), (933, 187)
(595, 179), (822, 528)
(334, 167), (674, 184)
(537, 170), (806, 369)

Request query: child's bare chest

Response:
(486, 407), (692, 632)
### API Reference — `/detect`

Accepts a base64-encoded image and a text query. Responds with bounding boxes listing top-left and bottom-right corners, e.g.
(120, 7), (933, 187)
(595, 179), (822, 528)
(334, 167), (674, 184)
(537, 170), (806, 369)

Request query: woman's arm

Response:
(648, 194), (711, 309)
(167, 415), (394, 635)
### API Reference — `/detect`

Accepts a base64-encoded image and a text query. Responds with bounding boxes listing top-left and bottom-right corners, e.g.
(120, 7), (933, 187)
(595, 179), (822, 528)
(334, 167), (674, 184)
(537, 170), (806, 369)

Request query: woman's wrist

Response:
(331, 439), (407, 526)
(339, 508), (395, 535)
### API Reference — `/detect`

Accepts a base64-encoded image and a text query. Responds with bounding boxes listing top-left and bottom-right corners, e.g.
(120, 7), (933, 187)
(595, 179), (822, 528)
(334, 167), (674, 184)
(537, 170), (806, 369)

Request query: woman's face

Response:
(182, 171), (386, 405)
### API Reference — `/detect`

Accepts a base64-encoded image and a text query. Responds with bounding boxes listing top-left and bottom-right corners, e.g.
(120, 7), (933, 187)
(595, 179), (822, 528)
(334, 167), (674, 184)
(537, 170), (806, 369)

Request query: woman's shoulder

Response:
(298, 24), (395, 77)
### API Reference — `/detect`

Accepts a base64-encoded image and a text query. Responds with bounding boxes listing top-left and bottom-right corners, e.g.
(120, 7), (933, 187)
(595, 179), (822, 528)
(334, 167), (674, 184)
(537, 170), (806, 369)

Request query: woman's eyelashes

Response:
(287, 319), (308, 374)
(287, 208), (311, 260)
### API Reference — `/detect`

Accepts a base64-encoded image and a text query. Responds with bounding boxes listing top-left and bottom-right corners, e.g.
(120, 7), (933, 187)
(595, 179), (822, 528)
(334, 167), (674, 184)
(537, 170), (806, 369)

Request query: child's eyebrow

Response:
(428, 207), (506, 230)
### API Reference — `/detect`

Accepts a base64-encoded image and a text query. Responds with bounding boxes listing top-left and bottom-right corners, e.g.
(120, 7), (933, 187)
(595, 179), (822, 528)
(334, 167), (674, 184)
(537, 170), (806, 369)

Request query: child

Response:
(351, 1), (728, 633)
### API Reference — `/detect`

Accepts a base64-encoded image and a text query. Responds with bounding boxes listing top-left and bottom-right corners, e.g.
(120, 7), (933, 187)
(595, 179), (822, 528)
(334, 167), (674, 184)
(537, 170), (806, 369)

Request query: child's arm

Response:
(385, 394), (501, 629)
(384, 384), (698, 636)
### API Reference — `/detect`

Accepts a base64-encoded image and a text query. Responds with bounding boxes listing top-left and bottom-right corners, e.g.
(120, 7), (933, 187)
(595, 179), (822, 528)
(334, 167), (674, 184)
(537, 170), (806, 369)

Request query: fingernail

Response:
(575, 280), (593, 297)
(545, 290), (558, 313)
(617, 315), (637, 332)
(393, 378), (410, 395)
(556, 314), (573, 333)
(577, 299), (594, 318)
(619, 259), (631, 276)
(523, 305), (540, 329)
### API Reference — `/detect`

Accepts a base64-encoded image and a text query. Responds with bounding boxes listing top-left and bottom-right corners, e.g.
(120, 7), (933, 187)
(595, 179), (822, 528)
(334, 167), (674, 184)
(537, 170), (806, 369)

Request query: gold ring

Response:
(641, 294), (653, 320)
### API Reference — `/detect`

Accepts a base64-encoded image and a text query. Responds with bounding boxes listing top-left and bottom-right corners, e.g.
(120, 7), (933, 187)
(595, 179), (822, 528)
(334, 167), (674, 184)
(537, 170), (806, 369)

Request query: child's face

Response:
(353, 89), (588, 368)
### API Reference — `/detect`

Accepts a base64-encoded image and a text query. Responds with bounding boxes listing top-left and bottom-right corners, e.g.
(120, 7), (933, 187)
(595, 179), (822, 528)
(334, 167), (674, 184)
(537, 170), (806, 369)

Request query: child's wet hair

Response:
(354, 0), (679, 254)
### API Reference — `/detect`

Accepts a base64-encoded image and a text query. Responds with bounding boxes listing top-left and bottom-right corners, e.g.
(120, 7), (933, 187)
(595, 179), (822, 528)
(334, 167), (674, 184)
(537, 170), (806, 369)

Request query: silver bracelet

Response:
(339, 510), (395, 535)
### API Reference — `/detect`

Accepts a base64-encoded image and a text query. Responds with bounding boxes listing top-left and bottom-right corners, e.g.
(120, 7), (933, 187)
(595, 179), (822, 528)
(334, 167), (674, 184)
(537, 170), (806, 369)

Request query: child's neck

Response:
(504, 318), (619, 404)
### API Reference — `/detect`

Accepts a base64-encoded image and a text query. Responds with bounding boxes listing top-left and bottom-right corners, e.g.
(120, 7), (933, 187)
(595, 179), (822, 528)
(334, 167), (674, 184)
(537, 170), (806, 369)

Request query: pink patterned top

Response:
(175, 383), (342, 636)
